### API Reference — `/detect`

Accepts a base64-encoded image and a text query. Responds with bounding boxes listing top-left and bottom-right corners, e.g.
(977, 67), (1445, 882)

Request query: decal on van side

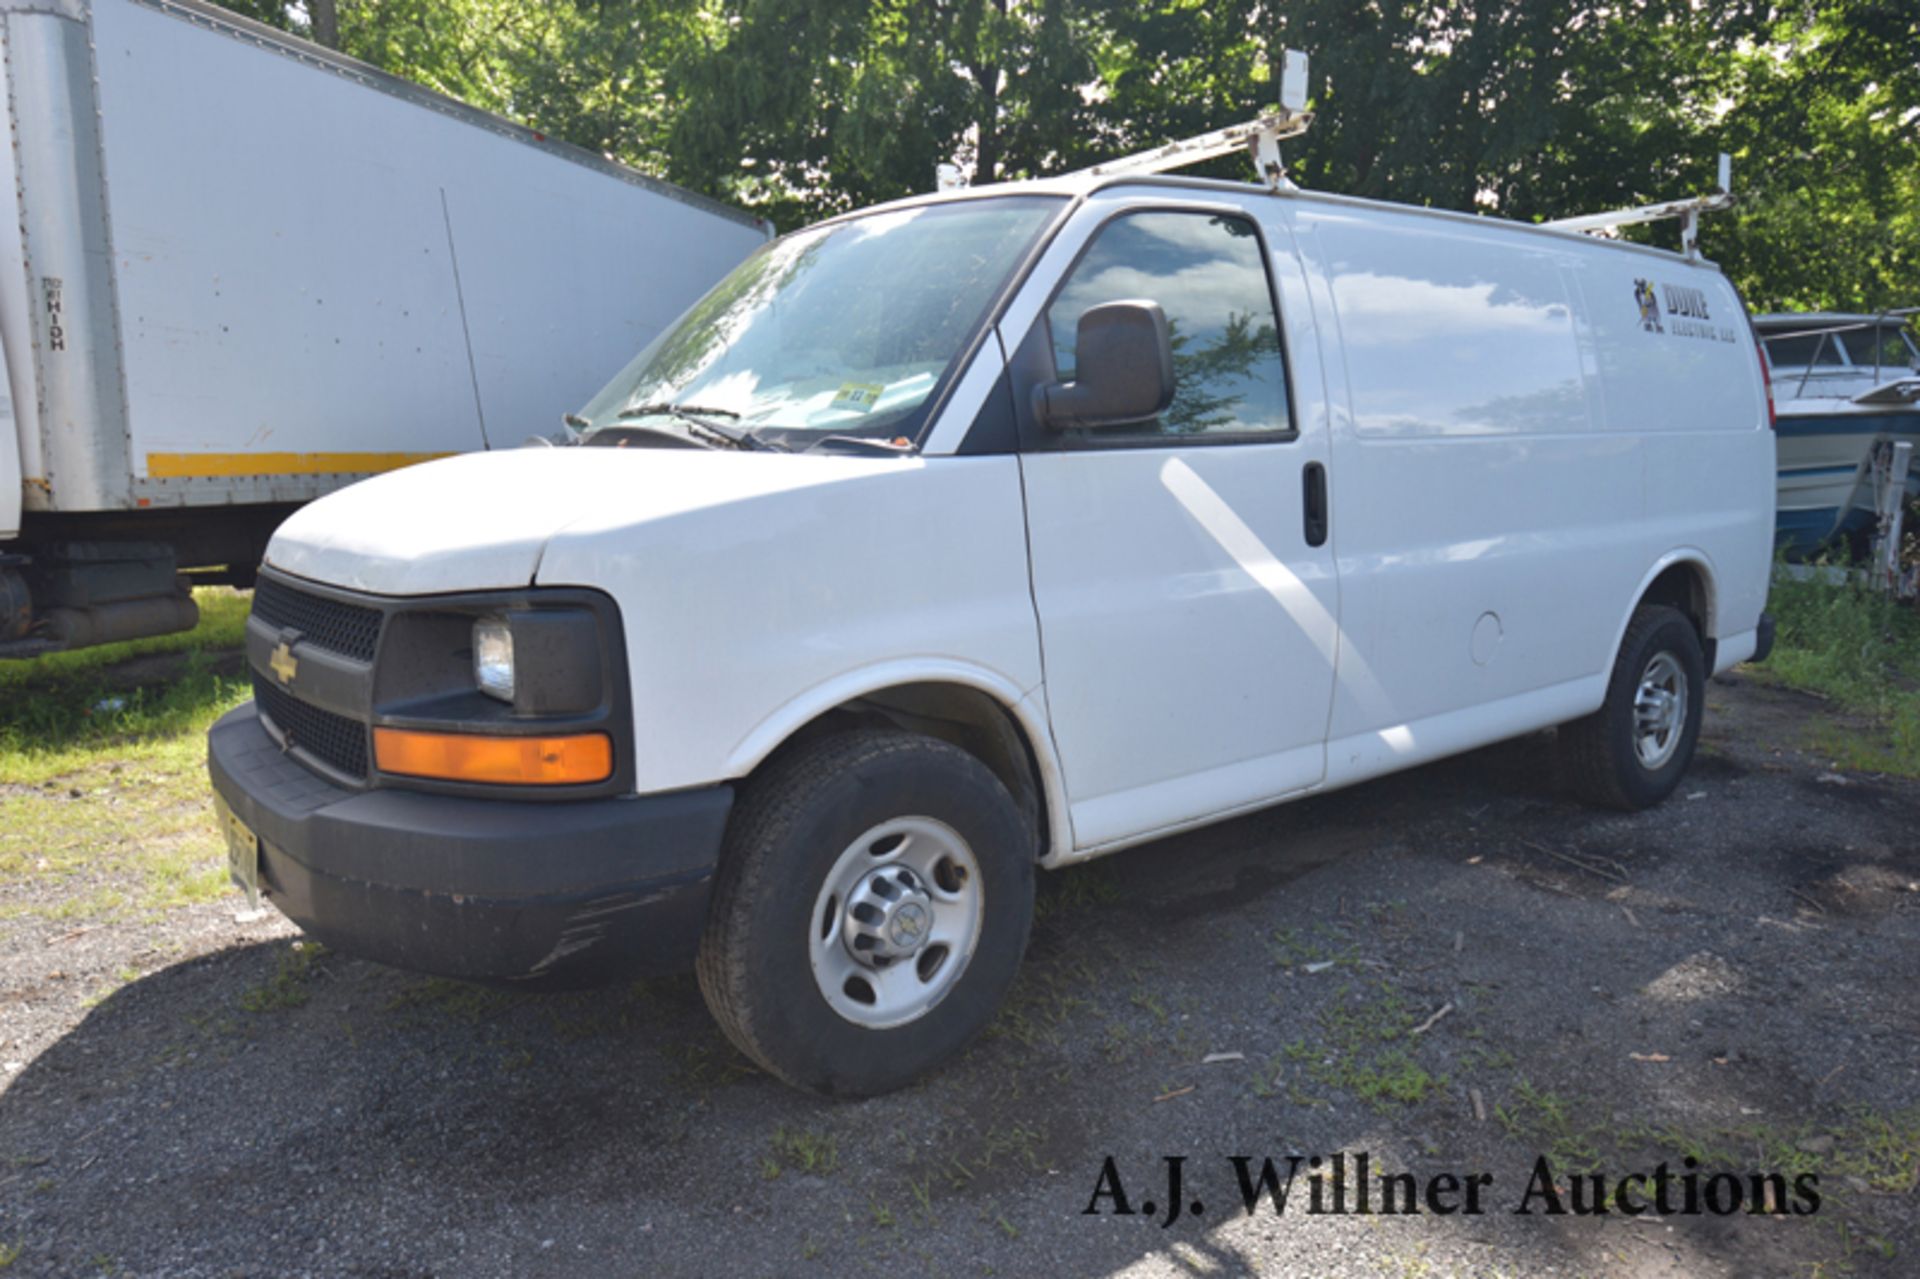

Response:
(1633, 279), (1662, 333)
(1636, 278), (1737, 344)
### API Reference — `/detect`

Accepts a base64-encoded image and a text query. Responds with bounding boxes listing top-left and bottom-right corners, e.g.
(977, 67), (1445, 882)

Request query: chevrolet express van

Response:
(208, 171), (1775, 1095)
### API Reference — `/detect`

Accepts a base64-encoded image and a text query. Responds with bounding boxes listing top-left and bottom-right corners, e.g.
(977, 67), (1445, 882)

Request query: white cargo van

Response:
(208, 165), (1776, 1096)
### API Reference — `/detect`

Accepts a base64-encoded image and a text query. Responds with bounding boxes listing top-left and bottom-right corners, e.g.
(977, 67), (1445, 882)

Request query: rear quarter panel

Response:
(1292, 195), (1769, 782)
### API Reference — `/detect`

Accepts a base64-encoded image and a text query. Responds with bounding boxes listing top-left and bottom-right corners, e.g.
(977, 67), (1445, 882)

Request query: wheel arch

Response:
(1613, 551), (1719, 673)
(724, 662), (1071, 862)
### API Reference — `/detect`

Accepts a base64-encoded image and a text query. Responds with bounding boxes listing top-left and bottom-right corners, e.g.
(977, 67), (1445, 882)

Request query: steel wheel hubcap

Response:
(809, 817), (984, 1029)
(1633, 650), (1688, 770)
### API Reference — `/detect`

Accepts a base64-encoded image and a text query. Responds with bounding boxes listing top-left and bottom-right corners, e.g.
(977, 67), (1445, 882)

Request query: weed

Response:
(383, 978), (517, 1024)
(1494, 1080), (1605, 1173)
(1129, 987), (1168, 1023)
(238, 942), (324, 1013)
(768, 1127), (839, 1177)
(1831, 1104), (1920, 1193)
(1270, 923), (1358, 970)
(668, 1041), (757, 1095)
(1033, 861), (1120, 920)
(1307, 981), (1444, 1112)
(1250, 1052), (1286, 1099)
(907, 1175), (935, 1220)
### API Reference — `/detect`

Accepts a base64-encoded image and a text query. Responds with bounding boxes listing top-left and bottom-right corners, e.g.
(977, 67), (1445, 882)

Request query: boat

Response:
(1756, 310), (1920, 556)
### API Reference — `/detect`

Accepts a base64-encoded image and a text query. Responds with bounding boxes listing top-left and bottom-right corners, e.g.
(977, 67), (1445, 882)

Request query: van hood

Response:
(265, 446), (914, 595)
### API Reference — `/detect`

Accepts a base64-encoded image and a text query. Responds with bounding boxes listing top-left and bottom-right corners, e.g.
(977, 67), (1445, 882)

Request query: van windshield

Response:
(576, 196), (1065, 449)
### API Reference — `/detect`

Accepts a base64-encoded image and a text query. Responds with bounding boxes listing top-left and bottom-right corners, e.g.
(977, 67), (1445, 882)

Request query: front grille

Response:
(252, 577), (383, 662)
(254, 675), (369, 780)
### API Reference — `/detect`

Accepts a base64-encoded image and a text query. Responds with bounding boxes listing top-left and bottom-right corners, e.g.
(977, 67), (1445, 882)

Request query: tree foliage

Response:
(213, 0), (1917, 311)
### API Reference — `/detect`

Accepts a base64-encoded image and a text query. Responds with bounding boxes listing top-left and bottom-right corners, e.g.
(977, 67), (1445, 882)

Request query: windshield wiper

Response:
(617, 402), (786, 452)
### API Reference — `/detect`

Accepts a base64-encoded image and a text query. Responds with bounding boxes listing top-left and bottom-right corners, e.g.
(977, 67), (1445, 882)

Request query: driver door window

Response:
(1046, 210), (1293, 440)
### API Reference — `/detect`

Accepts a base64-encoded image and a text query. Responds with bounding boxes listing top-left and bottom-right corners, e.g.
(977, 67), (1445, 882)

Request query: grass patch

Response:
(238, 942), (325, 1012)
(0, 588), (251, 776)
(0, 591), (252, 925)
(1305, 980), (1446, 1112)
(1763, 569), (1920, 776)
(766, 1126), (839, 1177)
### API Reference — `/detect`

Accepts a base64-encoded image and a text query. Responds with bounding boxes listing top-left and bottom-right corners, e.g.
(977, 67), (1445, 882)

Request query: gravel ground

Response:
(1, 672), (1916, 1277)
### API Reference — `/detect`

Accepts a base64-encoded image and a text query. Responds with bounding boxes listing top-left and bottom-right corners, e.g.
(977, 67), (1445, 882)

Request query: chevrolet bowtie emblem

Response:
(269, 641), (298, 685)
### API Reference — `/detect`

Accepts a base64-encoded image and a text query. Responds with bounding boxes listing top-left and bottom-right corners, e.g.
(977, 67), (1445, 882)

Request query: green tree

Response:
(202, 0), (1917, 310)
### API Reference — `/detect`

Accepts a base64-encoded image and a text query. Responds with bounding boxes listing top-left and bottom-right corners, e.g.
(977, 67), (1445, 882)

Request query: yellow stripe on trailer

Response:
(145, 451), (452, 479)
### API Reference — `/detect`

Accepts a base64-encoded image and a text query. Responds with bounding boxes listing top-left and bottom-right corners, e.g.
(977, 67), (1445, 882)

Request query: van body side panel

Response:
(7, 6), (131, 513)
(530, 456), (1045, 799)
(1299, 203), (1770, 777)
(1305, 204), (1636, 750)
(1560, 248), (1773, 645)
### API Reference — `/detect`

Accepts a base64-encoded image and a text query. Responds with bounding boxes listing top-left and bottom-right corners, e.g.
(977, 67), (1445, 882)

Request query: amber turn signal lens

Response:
(373, 727), (612, 785)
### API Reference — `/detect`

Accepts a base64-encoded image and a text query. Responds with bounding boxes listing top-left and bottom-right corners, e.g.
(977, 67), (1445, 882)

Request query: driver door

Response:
(1007, 198), (1340, 852)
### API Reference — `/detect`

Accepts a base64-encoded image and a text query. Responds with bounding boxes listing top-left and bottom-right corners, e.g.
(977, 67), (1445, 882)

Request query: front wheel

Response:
(1558, 603), (1706, 810)
(696, 729), (1035, 1096)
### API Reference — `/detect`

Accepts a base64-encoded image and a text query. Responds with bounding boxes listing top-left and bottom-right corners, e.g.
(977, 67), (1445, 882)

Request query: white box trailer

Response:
(0, 0), (770, 655)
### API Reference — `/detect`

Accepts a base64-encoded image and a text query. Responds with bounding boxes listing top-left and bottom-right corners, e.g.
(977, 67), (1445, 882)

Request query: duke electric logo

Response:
(1634, 278), (1737, 343)
(1633, 278), (1662, 332)
(1082, 1152), (1820, 1228)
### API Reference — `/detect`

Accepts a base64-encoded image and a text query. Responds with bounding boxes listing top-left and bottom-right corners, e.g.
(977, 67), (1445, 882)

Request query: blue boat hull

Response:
(1773, 408), (1920, 555)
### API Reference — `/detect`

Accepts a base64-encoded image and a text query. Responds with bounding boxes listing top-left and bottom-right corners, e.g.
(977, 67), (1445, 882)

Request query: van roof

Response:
(831, 171), (1724, 271)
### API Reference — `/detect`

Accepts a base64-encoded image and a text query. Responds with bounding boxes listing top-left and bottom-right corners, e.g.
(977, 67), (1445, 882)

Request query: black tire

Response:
(1558, 604), (1706, 810)
(696, 728), (1036, 1096)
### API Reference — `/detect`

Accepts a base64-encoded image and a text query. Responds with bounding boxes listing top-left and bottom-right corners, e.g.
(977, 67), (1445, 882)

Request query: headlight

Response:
(473, 617), (514, 702)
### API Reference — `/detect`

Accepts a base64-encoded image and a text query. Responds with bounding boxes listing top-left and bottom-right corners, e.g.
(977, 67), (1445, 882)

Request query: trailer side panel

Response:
(87, 0), (768, 509)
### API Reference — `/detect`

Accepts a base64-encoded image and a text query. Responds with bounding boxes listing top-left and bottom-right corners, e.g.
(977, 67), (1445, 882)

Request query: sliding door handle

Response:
(1303, 461), (1328, 547)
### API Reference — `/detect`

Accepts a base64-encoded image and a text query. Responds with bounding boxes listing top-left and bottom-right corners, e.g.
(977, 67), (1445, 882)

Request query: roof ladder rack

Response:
(1544, 154), (1734, 260)
(1072, 50), (1314, 192)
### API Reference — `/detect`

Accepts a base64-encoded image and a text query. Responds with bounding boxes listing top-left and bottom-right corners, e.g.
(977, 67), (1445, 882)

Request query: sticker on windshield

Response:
(830, 382), (886, 413)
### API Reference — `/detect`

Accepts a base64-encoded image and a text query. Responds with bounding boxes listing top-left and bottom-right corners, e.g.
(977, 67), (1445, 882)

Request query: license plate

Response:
(214, 794), (261, 912)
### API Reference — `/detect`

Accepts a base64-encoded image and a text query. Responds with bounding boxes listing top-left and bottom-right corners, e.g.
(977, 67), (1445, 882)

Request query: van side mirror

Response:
(1034, 300), (1175, 431)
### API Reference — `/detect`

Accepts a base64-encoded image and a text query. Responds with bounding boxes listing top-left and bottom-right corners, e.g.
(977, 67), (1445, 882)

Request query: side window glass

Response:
(1046, 211), (1292, 438)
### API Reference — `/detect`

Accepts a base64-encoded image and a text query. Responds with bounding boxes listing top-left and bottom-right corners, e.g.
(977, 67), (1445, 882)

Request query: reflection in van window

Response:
(1325, 223), (1584, 437)
(1048, 211), (1291, 438)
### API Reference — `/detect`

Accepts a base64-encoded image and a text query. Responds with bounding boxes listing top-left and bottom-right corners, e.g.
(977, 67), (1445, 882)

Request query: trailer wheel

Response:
(696, 728), (1035, 1096)
(1558, 604), (1705, 810)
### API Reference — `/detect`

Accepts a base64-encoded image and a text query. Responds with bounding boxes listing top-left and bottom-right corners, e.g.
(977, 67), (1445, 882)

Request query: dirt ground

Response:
(1, 672), (1916, 1278)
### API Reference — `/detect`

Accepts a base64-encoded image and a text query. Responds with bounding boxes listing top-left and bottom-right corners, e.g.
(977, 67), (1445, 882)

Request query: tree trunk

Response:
(310, 0), (339, 50)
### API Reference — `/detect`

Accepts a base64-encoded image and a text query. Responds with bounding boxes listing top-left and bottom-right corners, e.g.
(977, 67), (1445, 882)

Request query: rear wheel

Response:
(696, 728), (1035, 1096)
(1558, 604), (1705, 810)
